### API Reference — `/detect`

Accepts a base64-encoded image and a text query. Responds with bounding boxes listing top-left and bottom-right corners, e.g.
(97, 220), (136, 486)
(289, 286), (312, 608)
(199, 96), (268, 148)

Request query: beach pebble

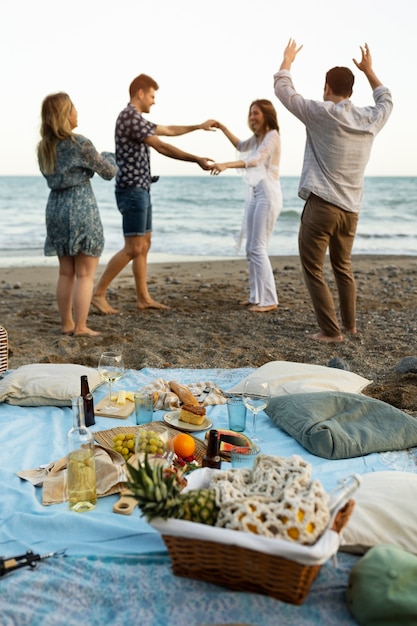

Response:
(396, 356), (417, 374)
(327, 357), (350, 371)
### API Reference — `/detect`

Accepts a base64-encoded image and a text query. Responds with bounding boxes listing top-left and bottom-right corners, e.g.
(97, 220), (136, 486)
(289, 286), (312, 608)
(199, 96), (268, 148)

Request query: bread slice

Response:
(179, 404), (206, 425)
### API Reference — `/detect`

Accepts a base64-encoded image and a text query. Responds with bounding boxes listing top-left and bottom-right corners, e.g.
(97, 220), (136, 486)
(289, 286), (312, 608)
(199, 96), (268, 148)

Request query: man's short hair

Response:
(325, 66), (354, 97)
(129, 74), (159, 98)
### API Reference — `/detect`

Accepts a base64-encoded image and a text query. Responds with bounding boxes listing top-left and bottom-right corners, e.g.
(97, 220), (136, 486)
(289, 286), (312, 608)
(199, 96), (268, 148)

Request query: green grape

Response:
(112, 429), (167, 461)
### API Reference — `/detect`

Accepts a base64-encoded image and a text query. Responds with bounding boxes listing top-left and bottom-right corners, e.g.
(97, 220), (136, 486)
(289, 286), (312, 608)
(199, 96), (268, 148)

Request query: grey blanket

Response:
(265, 391), (417, 460)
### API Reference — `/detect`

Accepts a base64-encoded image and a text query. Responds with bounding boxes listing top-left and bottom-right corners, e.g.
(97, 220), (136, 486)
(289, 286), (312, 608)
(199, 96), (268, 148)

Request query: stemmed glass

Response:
(242, 378), (270, 442)
(98, 351), (125, 412)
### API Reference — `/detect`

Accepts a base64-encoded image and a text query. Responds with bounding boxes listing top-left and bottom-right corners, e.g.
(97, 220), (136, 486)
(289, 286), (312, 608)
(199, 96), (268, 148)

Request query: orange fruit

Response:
(172, 433), (196, 459)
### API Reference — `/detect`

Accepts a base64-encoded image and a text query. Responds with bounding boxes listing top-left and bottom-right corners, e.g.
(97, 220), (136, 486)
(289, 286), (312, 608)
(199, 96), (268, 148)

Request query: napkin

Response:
(17, 445), (126, 505)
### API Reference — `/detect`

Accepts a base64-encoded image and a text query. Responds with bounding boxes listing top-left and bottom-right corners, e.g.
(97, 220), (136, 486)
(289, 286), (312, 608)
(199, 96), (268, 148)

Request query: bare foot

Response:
(307, 332), (344, 343)
(74, 327), (102, 337)
(344, 327), (358, 335)
(91, 295), (119, 315)
(248, 304), (278, 313)
(137, 299), (170, 310)
(61, 328), (74, 336)
(238, 300), (257, 306)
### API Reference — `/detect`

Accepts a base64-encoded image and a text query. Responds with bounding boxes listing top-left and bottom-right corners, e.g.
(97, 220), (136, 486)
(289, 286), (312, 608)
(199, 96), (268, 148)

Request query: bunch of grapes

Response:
(112, 433), (136, 461)
(136, 430), (167, 456)
(112, 430), (167, 462)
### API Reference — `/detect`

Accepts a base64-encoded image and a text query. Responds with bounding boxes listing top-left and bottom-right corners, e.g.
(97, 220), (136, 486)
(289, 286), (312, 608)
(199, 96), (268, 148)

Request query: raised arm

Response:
(155, 119), (216, 137)
(279, 38), (303, 71)
(353, 43), (383, 90)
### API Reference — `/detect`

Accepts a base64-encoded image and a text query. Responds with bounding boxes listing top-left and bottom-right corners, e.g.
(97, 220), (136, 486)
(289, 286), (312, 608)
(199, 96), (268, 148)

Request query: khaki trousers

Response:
(298, 194), (359, 336)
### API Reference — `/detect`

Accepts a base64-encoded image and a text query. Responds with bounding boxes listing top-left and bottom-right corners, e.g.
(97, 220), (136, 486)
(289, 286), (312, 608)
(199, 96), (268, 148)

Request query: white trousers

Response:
(245, 180), (281, 306)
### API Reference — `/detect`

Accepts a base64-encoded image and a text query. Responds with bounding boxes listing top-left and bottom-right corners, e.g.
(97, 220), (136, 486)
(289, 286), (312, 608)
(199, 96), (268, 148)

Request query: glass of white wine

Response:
(98, 351), (125, 412)
(242, 377), (270, 442)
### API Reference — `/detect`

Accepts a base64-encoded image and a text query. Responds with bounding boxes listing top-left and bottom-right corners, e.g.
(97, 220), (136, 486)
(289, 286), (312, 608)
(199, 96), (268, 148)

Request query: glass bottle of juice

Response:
(67, 396), (97, 512)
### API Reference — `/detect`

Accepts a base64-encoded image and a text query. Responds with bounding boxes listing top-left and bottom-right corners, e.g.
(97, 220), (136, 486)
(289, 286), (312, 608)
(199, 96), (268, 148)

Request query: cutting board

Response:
(94, 397), (135, 419)
(113, 488), (138, 515)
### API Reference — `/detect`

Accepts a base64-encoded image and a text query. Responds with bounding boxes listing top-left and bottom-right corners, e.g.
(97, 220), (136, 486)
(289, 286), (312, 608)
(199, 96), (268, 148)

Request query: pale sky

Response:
(1, 0), (415, 177)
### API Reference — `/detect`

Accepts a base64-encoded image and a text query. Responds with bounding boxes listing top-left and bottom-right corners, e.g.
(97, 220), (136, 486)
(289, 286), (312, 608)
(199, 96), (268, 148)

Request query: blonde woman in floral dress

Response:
(38, 93), (117, 336)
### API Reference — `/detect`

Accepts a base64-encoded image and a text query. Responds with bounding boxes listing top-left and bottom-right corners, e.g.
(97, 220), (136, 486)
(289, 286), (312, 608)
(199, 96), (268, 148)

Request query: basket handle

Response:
(331, 499), (355, 534)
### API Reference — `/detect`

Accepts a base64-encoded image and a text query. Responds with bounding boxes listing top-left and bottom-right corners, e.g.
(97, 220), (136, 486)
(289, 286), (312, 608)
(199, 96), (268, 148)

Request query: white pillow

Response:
(340, 471), (417, 555)
(228, 361), (371, 397)
(0, 363), (103, 407)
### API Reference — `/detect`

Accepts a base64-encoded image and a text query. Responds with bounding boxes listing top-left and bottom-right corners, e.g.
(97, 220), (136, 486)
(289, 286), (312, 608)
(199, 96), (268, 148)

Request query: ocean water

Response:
(0, 175), (416, 268)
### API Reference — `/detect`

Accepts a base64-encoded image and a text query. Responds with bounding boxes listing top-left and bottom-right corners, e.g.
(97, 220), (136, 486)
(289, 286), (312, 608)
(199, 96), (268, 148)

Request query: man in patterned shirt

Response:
(274, 40), (392, 342)
(92, 74), (215, 313)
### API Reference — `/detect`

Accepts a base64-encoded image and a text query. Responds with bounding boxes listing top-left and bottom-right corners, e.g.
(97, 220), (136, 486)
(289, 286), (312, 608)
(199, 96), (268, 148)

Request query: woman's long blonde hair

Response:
(37, 92), (74, 174)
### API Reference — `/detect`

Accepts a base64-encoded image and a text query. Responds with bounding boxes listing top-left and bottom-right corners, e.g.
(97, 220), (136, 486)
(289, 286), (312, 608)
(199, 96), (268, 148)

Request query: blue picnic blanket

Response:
(1, 367), (415, 559)
(1, 366), (416, 626)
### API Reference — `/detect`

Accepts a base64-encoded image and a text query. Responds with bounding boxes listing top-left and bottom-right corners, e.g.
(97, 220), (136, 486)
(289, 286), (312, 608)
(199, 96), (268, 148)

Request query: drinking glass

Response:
(242, 378), (270, 442)
(134, 392), (154, 425)
(98, 351), (125, 412)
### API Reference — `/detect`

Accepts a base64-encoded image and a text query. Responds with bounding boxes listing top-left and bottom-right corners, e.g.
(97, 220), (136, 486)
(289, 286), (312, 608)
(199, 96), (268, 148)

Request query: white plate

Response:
(163, 410), (213, 433)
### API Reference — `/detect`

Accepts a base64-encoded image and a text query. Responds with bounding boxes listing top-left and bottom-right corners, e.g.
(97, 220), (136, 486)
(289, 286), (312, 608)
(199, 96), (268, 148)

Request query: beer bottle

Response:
(202, 429), (221, 469)
(80, 375), (95, 427)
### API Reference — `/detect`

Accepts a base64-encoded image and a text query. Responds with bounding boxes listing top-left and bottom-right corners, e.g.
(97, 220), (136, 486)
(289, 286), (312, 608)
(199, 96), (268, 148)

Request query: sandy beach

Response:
(2, 254), (417, 412)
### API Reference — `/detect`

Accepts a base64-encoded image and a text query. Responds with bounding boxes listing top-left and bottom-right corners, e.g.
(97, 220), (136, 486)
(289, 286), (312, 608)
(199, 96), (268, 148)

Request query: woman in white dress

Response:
(211, 100), (282, 312)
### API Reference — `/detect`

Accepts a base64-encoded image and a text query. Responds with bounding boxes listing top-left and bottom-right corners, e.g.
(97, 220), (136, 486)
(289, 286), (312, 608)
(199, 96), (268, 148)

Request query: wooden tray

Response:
(94, 421), (207, 466)
(94, 396), (135, 419)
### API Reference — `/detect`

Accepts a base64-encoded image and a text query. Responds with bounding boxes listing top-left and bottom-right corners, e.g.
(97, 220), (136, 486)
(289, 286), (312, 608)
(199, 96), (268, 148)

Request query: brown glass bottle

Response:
(202, 429), (221, 469)
(80, 375), (95, 427)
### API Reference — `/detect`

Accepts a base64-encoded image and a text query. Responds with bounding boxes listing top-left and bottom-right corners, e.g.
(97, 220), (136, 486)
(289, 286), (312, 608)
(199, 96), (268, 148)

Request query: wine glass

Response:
(98, 351), (125, 412)
(242, 378), (270, 442)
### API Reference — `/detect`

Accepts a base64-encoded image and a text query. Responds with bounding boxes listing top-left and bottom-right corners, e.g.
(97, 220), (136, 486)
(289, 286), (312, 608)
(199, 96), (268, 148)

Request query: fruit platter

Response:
(94, 421), (206, 468)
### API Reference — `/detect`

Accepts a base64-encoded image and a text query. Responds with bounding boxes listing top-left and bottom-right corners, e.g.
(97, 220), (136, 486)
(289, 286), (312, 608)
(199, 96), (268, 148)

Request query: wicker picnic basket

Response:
(153, 499), (354, 605)
(0, 326), (8, 374)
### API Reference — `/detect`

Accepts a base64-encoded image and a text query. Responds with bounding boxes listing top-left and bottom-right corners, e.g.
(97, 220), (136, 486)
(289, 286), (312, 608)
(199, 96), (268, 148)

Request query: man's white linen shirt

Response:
(274, 70), (393, 213)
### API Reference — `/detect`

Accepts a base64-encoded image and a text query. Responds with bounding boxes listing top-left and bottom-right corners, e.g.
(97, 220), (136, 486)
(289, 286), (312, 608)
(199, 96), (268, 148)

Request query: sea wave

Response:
(0, 175), (416, 267)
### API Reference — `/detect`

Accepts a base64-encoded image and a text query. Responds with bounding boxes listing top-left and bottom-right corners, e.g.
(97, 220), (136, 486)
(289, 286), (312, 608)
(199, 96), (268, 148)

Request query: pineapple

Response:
(126, 455), (219, 525)
(181, 489), (219, 525)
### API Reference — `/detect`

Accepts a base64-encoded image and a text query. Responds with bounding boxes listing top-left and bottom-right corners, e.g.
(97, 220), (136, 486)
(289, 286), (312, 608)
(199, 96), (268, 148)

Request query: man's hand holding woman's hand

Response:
(210, 163), (227, 175)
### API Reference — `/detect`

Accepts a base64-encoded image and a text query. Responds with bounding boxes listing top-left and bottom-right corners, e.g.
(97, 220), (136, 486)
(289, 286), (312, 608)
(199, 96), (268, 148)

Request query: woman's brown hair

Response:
(248, 99), (280, 133)
(37, 92), (74, 174)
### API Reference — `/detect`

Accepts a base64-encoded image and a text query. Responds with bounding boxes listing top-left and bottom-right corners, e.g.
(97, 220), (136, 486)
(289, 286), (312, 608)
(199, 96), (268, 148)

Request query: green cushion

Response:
(346, 544), (417, 625)
(265, 391), (417, 459)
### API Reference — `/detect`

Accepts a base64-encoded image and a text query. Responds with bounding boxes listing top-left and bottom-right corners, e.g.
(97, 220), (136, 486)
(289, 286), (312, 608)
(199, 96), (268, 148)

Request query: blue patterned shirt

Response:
(115, 103), (156, 190)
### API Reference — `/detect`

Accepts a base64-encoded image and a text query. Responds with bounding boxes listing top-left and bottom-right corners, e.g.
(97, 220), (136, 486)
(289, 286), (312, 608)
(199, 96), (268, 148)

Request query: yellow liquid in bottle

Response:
(67, 448), (97, 512)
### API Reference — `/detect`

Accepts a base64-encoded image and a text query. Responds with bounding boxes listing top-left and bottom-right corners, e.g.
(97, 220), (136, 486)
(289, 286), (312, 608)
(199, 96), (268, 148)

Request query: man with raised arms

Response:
(274, 41), (393, 342)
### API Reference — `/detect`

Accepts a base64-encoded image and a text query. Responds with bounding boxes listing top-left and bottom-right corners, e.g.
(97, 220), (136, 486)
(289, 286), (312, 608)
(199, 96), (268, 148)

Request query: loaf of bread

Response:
(179, 404), (206, 425)
(169, 381), (199, 406)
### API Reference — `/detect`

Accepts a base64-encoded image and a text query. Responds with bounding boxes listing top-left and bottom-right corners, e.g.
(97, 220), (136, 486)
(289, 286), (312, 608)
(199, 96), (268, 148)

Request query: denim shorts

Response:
(115, 187), (152, 236)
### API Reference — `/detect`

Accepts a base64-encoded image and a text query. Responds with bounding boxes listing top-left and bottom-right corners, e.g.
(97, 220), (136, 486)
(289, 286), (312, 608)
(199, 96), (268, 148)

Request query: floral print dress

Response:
(40, 135), (117, 257)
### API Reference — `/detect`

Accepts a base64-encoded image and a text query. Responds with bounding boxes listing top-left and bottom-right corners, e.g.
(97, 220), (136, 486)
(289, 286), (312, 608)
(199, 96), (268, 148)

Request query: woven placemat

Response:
(94, 420), (207, 466)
